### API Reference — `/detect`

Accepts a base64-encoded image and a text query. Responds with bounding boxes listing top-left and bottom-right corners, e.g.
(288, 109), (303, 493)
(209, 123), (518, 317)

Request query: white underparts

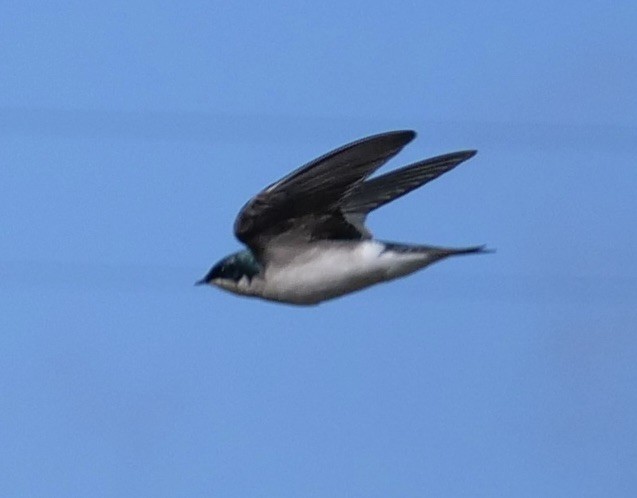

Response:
(258, 241), (435, 304)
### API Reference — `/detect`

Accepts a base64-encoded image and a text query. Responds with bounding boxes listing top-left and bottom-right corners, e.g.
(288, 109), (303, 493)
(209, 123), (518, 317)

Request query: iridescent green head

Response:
(196, 250), (261, 286)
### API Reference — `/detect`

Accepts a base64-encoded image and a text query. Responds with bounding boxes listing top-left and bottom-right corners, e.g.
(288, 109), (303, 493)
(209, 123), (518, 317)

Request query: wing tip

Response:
(458, 149), (478, 161)
(364, 129), (416, 147)
(395, 129), (417, 144)
(434, 149), (478, 167)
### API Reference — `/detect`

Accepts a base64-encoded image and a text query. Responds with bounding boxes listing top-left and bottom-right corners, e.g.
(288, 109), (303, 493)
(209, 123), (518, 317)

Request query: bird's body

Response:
(197, 130), (489, 305)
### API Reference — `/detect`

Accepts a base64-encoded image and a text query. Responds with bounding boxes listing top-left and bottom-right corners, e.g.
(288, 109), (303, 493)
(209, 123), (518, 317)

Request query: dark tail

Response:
(382, 242), (493, 262)
(437, 244), (494, 256)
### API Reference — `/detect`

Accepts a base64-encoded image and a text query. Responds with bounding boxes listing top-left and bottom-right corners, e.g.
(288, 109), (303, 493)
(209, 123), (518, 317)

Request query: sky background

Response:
(2, 1), (636, 496)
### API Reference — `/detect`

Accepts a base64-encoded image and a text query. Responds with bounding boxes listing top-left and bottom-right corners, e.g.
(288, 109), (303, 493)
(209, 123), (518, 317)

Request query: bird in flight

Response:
(196, 130), (488, 305)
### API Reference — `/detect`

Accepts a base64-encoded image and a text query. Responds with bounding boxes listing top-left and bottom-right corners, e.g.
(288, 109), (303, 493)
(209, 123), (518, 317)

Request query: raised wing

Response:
(342, 150), (477, 216)
(234, 130), (416, 256)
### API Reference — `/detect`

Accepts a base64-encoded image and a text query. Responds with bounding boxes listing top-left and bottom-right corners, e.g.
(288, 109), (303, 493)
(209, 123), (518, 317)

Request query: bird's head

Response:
(196, 250), (262, 294)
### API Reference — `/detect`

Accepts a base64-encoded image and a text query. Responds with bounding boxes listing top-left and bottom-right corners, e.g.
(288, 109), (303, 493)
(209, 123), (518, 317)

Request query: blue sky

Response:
(1, 1), (636, 496)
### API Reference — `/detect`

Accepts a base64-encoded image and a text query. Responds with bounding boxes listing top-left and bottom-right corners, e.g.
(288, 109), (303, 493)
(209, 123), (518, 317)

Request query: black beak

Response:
(194, 278), (207, 286)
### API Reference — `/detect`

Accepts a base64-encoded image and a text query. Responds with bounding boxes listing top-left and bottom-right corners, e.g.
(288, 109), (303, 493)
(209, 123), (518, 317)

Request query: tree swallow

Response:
(197, 130), (489, 305)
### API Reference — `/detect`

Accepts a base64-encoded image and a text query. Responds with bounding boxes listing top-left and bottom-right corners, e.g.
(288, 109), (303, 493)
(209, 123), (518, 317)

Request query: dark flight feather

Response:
(234, 130), (416, 256)
(342, 150), (477, 216)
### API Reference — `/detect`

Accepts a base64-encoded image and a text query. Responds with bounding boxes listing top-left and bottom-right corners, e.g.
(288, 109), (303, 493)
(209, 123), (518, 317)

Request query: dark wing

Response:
(234, 130), (416, 256)
(342, 150), (477, 216)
